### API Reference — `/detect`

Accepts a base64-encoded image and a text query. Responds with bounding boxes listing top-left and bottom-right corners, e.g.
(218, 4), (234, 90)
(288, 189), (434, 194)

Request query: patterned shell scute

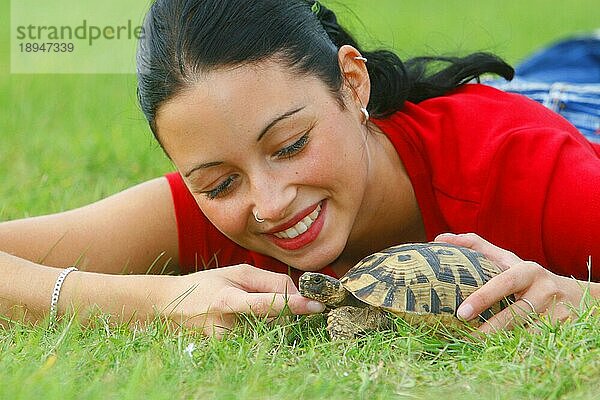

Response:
(340, 243), (503, 318)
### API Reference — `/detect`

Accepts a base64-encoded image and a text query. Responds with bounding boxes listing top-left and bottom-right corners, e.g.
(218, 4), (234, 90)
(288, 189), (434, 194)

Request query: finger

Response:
(534, 299), (573, 325)
(229, 264), (300, 295)
(202, 317), (236, 339)
(456, 261), (539, 321)
(221, 289), (325, 317)
(176, 309), (236, 338)
(523, 298), (577, 335)
(549, 301), (574, 322)
(285, 293), (326, 315)
(435, 232), (521, 270)
(476, 298), (539, 334)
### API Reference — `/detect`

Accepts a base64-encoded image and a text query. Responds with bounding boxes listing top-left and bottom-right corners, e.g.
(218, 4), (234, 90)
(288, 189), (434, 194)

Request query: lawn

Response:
(1, 1), (599, 399)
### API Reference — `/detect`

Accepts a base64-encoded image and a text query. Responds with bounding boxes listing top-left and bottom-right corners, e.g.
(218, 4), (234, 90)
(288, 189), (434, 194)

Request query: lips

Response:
(266, 201), (326, 251)
(273, 203), (321, 239)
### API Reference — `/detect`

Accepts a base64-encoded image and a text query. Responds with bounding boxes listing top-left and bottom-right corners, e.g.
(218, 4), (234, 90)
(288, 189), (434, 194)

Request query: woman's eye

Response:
(273, 132), (310, 159)
(203, 175), (237, 200)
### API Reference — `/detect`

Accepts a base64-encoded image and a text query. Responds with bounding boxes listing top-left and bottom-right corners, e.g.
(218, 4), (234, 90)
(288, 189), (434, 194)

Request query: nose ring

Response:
(253, 210), (265, 223)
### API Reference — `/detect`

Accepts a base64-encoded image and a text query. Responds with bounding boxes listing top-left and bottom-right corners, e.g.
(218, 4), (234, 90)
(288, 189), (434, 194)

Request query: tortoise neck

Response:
(337, 290), (365, 308)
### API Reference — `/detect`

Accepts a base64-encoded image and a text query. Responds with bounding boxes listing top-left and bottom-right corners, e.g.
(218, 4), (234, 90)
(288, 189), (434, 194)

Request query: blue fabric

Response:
(516, 36), (600, 83)
(486, 32), (600, 143)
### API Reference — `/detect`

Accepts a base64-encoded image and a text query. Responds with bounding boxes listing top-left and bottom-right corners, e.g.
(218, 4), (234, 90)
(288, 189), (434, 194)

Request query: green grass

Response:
(1, 307), (599, 400)
(1, 0), (600, 399)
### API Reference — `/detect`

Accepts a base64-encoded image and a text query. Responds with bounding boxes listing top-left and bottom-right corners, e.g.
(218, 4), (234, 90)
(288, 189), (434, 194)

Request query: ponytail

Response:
(312, 1), (514, 118)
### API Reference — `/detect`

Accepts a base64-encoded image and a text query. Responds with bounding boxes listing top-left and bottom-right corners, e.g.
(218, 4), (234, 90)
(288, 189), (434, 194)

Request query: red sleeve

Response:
(164, 172), (336, 282)
(479, 128), (600, 281)
(541, 133), (600, 280)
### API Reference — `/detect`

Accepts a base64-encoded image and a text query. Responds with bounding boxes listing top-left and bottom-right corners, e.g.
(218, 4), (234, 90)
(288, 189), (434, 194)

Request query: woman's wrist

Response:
(58, 271), (177, 325)
(0, 251), (61, 324)
(0, 250), (179, 326)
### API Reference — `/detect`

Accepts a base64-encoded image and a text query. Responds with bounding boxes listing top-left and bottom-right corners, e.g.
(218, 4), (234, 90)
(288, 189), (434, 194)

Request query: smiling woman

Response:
(1, 0), (599, 337)
(154, 59), (397, 275)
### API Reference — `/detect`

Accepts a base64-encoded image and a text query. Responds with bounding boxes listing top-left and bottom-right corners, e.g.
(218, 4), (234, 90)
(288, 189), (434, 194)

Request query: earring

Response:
(354, 56), (368, 63)
(253, 210), (265, 223)
(360, 107), (370, 123)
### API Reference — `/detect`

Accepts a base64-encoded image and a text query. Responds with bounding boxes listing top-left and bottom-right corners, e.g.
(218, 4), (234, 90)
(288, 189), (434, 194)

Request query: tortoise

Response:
(299, 242), (512, 340)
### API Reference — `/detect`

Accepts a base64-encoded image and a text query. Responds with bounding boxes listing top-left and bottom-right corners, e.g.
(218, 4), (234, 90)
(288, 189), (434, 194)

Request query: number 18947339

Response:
(19, 42), (74, 52)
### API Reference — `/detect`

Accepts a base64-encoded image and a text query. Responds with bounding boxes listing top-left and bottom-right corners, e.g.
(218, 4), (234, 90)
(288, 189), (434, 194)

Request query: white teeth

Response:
(285, 227), (300, 238)
(309, 204), (321, 219)
(273, 203), (322, 239)
(296, 222), (308, 234)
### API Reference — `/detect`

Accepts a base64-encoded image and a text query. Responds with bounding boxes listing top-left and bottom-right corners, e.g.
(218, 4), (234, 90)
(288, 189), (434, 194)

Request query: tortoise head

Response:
(299, 272), (348, 307)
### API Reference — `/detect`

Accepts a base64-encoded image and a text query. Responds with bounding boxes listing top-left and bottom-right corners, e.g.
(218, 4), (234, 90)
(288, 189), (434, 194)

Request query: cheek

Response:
(195, 197), (249, 239)
(304, 129), (368, 188)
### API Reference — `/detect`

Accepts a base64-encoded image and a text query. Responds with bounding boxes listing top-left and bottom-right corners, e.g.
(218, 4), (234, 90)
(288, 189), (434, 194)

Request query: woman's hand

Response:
(157, 264), (326, 337)
(435, 233), (595, 334)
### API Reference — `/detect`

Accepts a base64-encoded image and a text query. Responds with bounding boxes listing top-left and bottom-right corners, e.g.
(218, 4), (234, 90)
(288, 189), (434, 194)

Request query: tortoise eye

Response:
(312, 276), (324, 284)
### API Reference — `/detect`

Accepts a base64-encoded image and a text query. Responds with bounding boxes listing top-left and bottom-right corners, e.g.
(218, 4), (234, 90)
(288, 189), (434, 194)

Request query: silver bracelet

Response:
(49, 266), (78, 324)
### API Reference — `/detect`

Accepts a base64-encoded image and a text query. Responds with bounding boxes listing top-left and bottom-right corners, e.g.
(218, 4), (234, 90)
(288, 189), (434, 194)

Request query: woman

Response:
(1, 0), (598, 337)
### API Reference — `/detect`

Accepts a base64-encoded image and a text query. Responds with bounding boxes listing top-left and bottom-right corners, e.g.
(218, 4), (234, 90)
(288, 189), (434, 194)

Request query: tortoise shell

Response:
(340, 242), (510, 325)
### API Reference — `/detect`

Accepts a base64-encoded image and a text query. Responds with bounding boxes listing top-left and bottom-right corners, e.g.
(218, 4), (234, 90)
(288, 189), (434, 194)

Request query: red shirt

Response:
(166, 84), (600, 282)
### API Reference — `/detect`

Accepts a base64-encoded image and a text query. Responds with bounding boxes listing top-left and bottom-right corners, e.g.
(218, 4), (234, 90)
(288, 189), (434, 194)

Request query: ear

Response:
(337, 45), (371, 110)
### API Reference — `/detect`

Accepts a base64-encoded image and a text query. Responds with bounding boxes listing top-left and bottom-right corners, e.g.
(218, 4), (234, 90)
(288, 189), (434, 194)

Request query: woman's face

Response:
(155, 60), (372, 271)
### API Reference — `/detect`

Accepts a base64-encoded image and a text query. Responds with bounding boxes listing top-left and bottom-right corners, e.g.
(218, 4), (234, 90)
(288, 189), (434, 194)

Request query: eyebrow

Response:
(256, 106), (305, 142)
(183, 161), (223, 178)
(183, 106), (306, 178)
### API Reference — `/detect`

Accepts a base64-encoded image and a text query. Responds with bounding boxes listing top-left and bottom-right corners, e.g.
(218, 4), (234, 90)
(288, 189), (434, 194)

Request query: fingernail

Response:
(307, 301), (326, 313)
(457, 303), (474, 321)
(435, 233), (455, 241)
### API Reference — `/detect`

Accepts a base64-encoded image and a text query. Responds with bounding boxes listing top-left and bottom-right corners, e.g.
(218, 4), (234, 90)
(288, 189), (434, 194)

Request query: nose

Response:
(250, 172), (296, 223)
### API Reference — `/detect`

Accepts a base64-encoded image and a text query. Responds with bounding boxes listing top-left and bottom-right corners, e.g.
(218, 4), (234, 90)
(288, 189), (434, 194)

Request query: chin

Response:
(292, 262), (329, 272)
(283, 246), (342, 272)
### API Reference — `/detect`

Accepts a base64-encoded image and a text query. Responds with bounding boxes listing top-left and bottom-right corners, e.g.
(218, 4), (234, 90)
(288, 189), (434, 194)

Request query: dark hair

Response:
(137, 0), (514, 137)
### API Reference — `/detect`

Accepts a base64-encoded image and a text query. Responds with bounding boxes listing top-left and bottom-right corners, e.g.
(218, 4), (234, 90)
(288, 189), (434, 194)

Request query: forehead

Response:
(154, 61), (330, 153)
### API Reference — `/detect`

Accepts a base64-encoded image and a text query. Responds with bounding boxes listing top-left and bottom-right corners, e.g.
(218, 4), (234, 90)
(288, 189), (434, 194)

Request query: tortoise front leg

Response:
(327, 306), (388, 340)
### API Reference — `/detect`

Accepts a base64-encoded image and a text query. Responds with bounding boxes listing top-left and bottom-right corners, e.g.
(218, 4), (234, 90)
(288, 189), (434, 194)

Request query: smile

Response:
(266, 201), (327, 251)
(273, 203), (322, 239)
